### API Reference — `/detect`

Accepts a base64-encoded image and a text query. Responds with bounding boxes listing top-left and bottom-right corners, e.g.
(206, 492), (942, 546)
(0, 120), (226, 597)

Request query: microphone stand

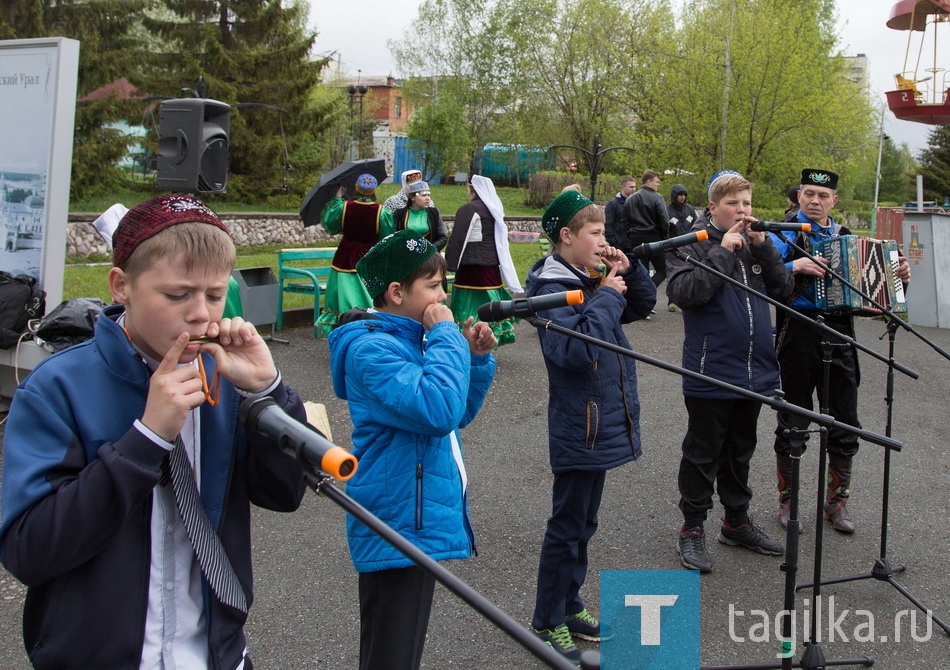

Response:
(595, 248), (902, 669)
(522, 314), (899, 669)
(782, 239), (950, 635)
(293, 464), (598, 670)
(796, 318), (950, 635)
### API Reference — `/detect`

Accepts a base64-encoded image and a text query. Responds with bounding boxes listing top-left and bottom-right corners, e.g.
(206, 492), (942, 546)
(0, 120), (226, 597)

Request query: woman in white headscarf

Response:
(444, 175), (523, 346)
(382, 169), (424, 212)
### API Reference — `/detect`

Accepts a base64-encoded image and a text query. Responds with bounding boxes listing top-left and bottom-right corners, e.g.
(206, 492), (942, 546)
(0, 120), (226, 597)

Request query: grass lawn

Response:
(63, 242), (549, 308)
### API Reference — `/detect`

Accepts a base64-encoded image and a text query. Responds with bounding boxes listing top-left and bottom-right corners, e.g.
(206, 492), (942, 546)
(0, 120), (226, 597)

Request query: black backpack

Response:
(0, 271), (46, 349)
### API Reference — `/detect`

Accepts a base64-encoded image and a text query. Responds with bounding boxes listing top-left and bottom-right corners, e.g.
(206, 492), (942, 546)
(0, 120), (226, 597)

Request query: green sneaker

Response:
(566, 608), (613, 641)
(533, 623), (581, 662)
(668, 302), (678, 312)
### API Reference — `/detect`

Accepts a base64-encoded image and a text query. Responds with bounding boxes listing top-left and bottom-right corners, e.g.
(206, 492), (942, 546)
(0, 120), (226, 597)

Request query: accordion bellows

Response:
(814, 236), (907, 315)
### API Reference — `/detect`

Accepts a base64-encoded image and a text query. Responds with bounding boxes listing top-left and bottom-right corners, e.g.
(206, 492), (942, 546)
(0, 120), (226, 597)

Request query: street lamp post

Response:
(348, 72), (368, 160)
(548, 135), (635, 201)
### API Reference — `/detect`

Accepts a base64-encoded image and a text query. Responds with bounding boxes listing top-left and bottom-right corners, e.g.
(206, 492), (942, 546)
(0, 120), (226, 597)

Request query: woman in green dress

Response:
(317, 173), (395, 338)
(444, 175), (523, 346)
(392, 180), (448, 250)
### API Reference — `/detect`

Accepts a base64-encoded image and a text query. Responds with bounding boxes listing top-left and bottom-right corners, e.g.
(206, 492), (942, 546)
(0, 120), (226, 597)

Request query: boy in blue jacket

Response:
(666, 171), (792, 573)
(328, 229), (497, 670)
(526, 190), (656, 661)
(0, 194), (307, 670)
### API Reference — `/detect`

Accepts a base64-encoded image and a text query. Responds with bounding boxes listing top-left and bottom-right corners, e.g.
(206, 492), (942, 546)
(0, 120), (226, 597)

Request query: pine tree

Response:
(142, 0), (328, 201)
(918, 124), (950, 204)
(1, 0), (153, 201)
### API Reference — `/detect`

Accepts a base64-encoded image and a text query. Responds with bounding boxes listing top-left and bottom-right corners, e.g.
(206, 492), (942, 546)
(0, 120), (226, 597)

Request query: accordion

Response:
(813, 235), (907, 315)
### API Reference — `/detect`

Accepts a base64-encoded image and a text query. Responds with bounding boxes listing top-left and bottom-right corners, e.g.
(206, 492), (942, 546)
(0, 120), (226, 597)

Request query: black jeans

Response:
(358, 566), (436, 670)
(678, 396), (761, 528)
(773, 316), (860, 459)
(532, 469), (606, 631)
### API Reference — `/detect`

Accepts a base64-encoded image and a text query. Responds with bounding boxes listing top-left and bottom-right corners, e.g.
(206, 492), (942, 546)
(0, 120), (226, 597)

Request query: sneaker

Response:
(565, 609), (613, 642)
(650, 309), (658, 314)
(533, 623), (581, 662)
(668, 302), (678, 312)
(718, 518), (785, 556)
(677, 526), (713, 572)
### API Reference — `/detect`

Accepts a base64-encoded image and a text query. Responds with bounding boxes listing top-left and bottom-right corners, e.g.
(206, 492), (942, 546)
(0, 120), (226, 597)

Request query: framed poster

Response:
(0, 37), (79, 309)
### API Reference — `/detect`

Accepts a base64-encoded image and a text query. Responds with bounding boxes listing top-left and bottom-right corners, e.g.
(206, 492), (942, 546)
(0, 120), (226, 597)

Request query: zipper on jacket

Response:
(586, 400), (600, 449)
(415, 463), (423, 530)
(699, 335), (709, 374)
(738, 261), (755, 388)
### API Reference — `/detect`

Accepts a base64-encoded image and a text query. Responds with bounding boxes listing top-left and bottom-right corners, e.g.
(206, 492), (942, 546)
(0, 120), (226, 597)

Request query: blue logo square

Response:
(600, 570), (700, 669)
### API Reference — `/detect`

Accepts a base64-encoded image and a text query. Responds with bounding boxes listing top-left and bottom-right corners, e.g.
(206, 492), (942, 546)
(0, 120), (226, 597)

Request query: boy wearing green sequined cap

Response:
(328, 229), (497, 670)
(526, 190), (656, 661)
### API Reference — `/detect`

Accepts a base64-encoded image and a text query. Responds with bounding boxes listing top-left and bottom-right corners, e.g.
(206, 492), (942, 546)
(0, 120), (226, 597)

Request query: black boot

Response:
(825, 453), (855, 533)
(777, 454), (805, 533)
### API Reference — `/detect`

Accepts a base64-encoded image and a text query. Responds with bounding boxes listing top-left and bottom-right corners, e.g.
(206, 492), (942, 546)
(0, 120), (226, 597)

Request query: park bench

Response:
(277, 247), (457, 338)
(277, 247), (336, 337)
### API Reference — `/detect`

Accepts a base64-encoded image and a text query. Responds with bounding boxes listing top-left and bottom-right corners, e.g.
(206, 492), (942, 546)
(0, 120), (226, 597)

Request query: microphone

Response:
(631, 230), (709, 259)
(748, 221), (812, 233)
(239, 397), (357, 481)
(477, 290), (584, 321)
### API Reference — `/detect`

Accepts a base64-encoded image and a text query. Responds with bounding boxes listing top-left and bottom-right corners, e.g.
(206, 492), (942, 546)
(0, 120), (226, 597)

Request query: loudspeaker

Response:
(156, 98), (230, 193)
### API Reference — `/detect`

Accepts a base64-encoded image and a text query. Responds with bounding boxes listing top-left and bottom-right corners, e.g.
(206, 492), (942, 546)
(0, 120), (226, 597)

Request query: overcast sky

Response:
(308, 0), (938, 155)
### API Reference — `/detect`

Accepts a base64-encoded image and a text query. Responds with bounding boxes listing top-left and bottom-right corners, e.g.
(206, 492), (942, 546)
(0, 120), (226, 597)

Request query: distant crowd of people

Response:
(0, 164), (910, 669)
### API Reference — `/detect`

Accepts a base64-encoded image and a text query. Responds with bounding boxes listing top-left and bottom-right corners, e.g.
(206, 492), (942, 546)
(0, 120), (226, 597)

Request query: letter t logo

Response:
(625, 595), (680, 645)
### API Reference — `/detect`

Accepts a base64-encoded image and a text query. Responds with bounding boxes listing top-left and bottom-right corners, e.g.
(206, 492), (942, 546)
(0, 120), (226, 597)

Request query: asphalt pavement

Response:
(2, 306), (949, 669)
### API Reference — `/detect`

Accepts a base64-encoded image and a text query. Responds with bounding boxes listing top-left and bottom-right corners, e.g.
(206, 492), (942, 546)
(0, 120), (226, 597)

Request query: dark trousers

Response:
(773, 317), (860, 458)
(532, 469), (606, 631)
(628, 233), (667, 287)
(358, 566), (436, 670)
(678, 397), (761, 528)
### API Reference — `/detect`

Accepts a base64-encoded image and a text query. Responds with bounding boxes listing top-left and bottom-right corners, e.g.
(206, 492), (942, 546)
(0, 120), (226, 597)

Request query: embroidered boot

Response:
(777, 454), (805, 533)
(825, 453), (855, 533)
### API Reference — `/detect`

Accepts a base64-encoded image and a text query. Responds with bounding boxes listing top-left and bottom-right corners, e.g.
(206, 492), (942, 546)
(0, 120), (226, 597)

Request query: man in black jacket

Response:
(605, 176), (636, 251)
(623, 170), (672, 290)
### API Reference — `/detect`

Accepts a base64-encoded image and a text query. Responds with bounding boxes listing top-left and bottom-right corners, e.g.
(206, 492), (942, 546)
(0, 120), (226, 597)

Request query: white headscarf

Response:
(92, 203), (129, 249)
(401, 169), (423, 194)
(470, 175), (522, 294)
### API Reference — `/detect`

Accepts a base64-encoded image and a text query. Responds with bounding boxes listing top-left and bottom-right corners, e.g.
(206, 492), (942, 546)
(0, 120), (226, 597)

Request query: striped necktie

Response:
(163, 437), (248, 613)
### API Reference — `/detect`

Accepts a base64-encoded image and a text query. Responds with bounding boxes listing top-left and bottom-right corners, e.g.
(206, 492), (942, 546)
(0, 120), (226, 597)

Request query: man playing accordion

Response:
(769, 168), (911, 535)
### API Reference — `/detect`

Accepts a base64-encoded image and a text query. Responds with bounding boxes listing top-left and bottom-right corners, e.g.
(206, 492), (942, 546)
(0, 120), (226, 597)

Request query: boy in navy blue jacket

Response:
(0, 194), (306, 669)
(666, 171), (792, 573)
(526, 190), (655, 661)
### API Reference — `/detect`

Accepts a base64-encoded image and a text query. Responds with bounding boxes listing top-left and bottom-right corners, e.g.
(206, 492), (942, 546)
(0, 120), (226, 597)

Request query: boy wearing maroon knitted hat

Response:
(0, 193), (307, 669)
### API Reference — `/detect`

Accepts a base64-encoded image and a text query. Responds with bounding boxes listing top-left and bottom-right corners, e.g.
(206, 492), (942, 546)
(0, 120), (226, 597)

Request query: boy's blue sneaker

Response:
(566, 608), (613, 641)
(533, 623), (581, 662)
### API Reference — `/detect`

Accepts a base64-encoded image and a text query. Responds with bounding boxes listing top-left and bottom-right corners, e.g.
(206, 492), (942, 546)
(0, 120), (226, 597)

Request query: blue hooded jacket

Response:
(525, 254), (655, 473)
(328, 310), (495, 572)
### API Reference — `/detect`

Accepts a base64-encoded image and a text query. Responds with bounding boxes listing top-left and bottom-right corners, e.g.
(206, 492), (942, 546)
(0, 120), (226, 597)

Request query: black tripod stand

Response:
(782, 238), (950, 637)
(797, 318), (950, 636)
(663, 249), (892, 669)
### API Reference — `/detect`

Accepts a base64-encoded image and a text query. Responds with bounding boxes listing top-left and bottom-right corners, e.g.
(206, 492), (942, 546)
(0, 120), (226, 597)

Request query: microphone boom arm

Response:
(300, 470), (584, 670)
(672, 249), (918, 381)
(525, 314), (902, 452)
